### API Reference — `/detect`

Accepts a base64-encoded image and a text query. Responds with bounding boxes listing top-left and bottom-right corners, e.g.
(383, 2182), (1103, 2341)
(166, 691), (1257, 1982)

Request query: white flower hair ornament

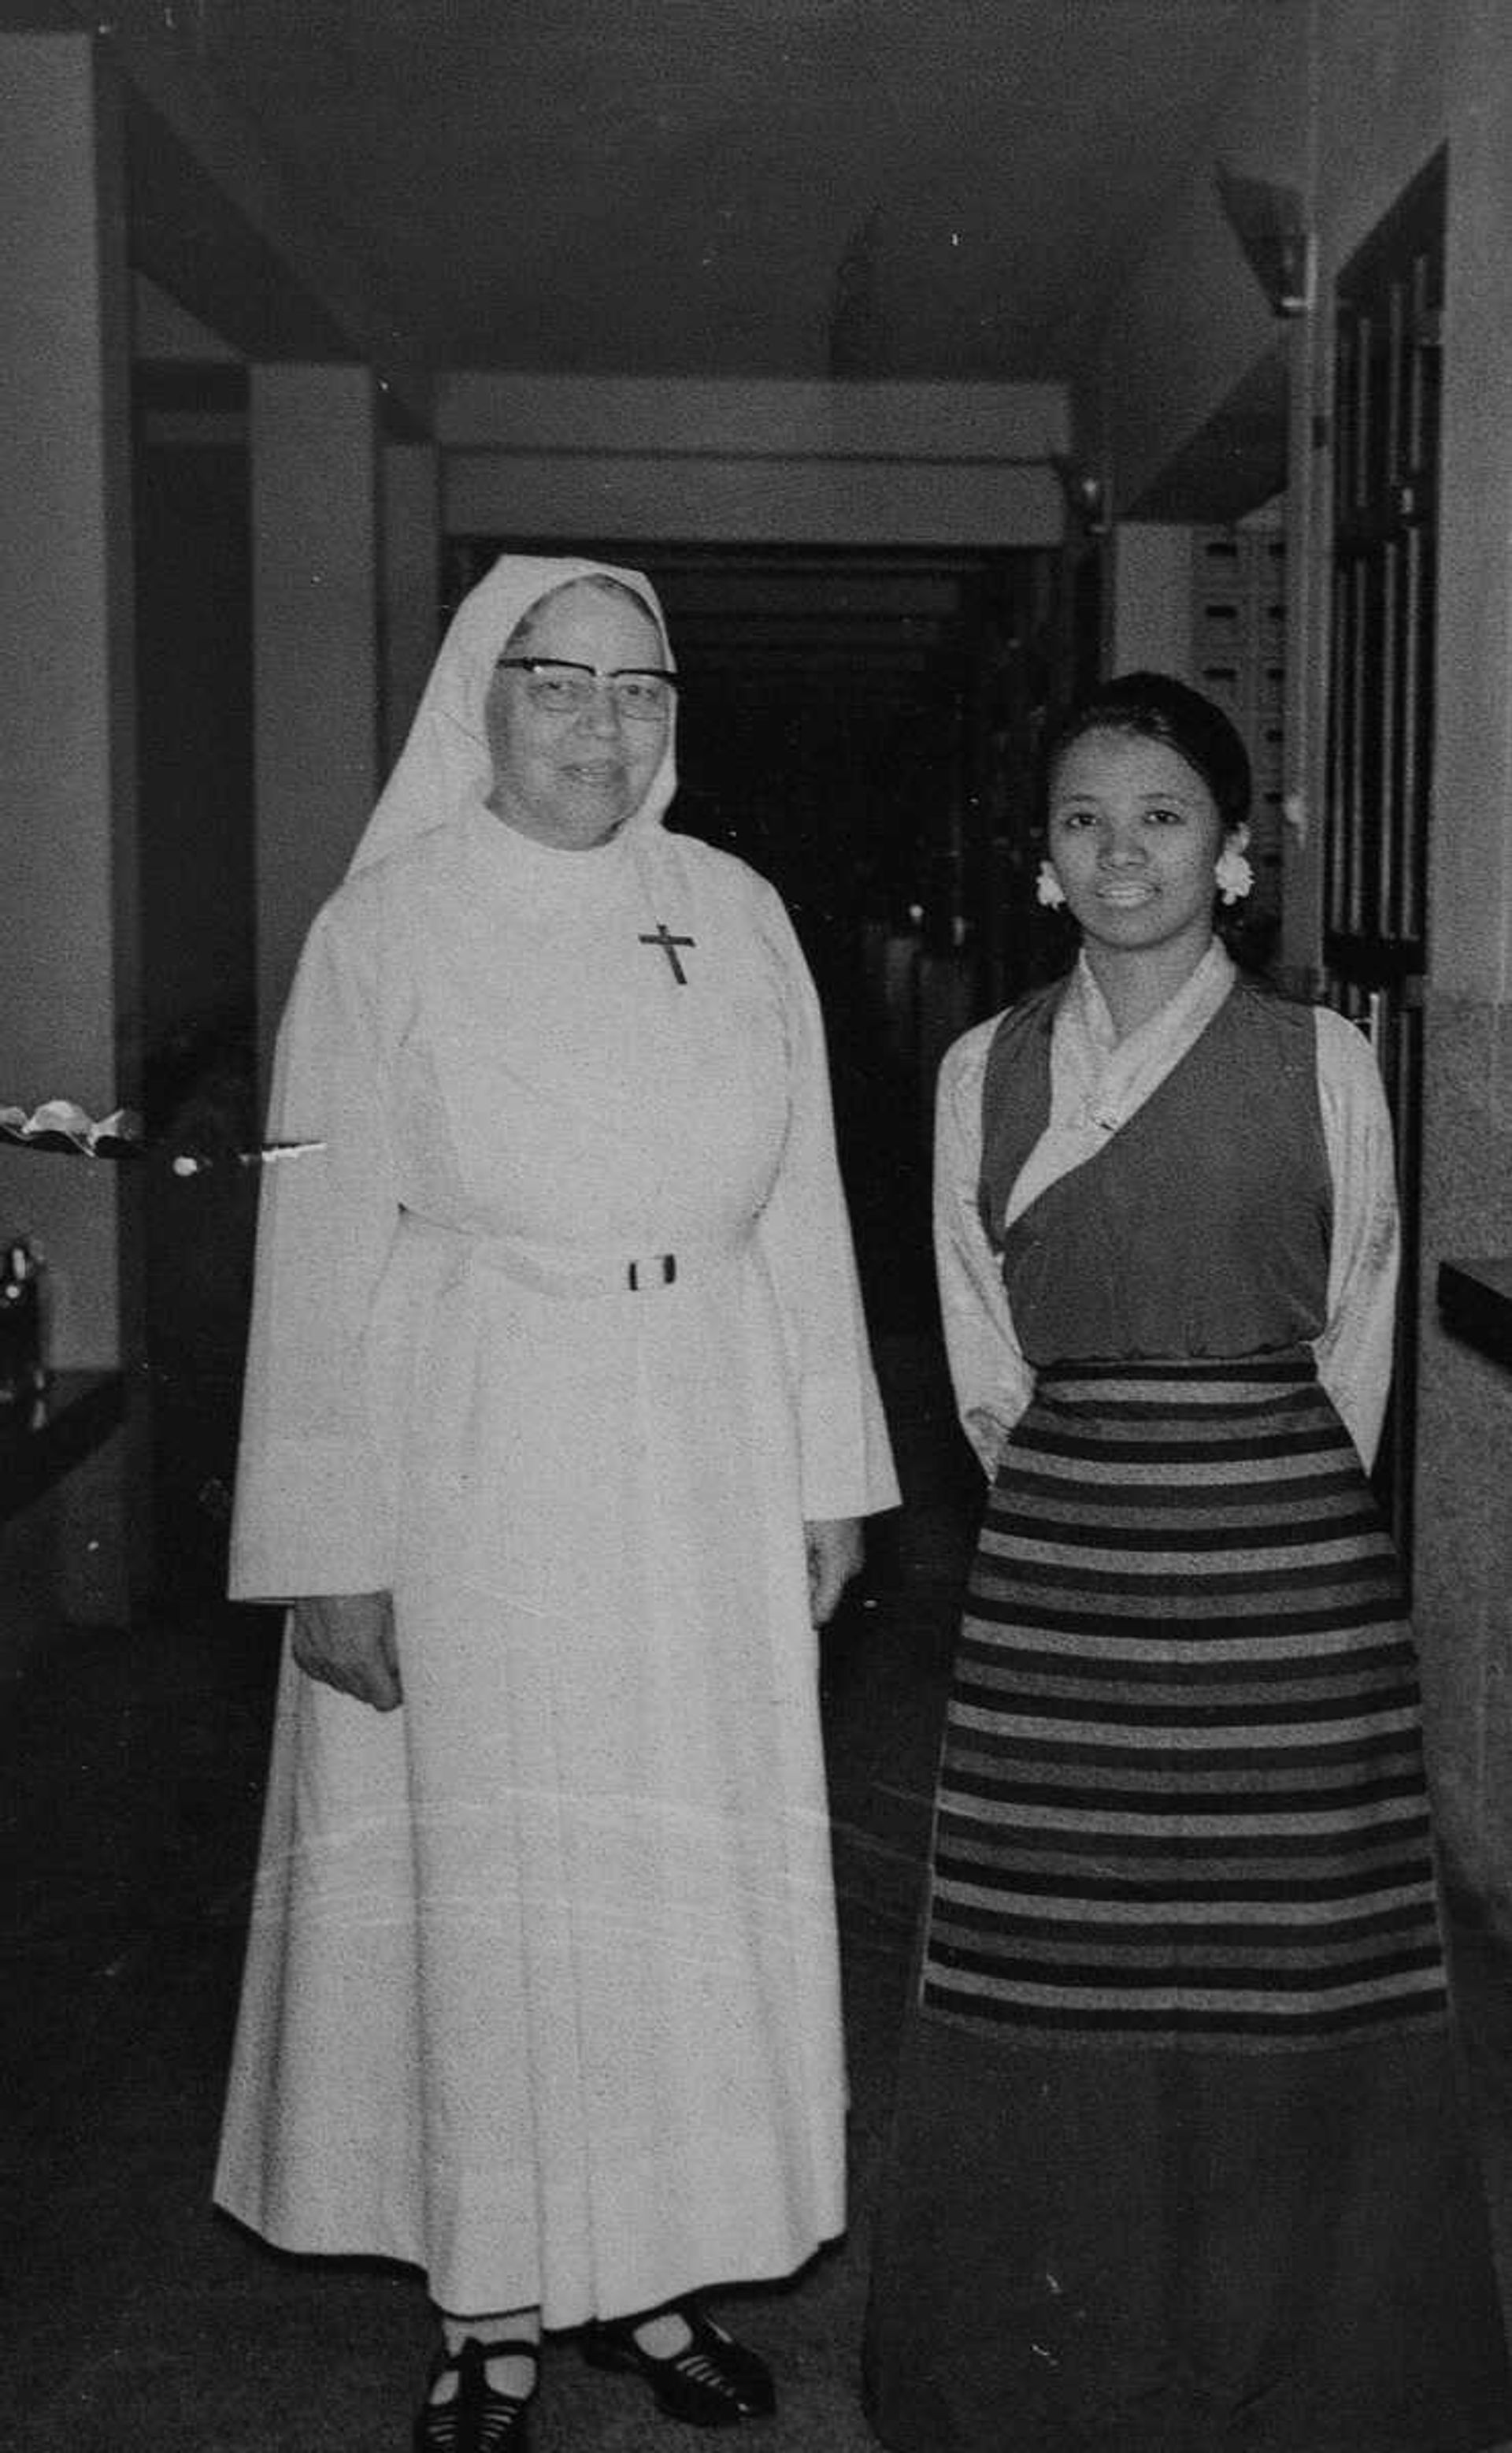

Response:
(1214, 826), (1254, 906)
(1036, 858), (1068, 910)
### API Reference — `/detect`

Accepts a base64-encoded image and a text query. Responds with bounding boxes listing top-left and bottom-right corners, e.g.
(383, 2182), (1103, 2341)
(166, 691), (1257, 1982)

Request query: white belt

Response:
(399, 1209), (751, 1298)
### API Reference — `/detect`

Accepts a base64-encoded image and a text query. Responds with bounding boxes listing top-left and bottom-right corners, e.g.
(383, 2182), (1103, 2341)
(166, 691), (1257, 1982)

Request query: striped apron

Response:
(866, 989), (1509, 2451)
(918, 1350), (1449, 2051)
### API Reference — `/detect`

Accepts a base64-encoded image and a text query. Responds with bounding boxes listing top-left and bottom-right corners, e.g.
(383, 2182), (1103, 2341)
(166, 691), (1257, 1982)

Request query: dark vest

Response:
(975, 978), (1334, 1368)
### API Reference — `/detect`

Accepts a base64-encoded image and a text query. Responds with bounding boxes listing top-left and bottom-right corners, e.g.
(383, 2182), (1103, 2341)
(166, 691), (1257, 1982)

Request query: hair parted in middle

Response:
(1041, 670), (1252, 837)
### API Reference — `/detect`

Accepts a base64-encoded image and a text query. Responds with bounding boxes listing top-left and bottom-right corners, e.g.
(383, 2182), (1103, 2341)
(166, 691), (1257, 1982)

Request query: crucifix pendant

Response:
(639, 920), (695, 985)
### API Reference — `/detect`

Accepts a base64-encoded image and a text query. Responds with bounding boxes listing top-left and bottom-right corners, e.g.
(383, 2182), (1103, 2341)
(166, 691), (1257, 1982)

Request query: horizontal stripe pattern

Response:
(919, 1355), (1450, 2050)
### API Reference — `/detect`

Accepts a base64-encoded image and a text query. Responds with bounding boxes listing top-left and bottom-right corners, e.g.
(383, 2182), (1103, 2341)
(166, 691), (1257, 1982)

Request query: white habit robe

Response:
(215, 555), (898, 2325)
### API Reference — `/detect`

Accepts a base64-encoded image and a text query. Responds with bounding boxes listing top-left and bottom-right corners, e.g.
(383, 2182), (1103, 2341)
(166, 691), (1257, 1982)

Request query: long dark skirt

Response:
(863, 1356), (1510, 2453)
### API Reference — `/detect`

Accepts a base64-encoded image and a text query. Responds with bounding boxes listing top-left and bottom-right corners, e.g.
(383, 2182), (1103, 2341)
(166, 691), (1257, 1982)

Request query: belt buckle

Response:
(627, 1254), (676, 1292)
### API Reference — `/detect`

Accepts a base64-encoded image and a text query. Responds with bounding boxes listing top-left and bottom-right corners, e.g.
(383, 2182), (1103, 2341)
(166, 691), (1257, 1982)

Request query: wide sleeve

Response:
(1312, 1006), (1401, 1471)
(934, 1021), (1036, 1475)
(228, 897), (403, 1598)
(751, 891), (899, 1520)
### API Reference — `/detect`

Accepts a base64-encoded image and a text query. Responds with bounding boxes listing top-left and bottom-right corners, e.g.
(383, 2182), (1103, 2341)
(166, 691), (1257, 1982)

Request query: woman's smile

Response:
(1046, 728), (1228, 970)
(561, 755), (624, 786)
(483, 581), (670, 848)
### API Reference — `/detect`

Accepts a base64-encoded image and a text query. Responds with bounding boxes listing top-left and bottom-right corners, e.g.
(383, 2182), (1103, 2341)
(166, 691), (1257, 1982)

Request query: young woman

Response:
(863, 673), (1510, 2453)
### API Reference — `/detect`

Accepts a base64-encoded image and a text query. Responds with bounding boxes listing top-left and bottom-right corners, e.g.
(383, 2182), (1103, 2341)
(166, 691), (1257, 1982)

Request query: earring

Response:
(1214, 826), (1254, 907)
(1036, 859), (1067, 910)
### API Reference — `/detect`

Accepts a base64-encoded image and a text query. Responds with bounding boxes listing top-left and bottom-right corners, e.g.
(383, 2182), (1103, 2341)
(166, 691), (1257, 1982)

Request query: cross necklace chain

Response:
(639, 919), (695, 986)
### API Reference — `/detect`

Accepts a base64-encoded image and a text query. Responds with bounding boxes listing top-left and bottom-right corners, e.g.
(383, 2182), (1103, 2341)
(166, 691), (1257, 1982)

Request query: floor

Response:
(6, 1184), (1512, 2449)
(0, 1330), (956, 2453)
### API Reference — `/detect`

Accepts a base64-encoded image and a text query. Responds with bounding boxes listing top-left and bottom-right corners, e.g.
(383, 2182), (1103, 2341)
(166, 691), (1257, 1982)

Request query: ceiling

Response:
(112, 0), (1280, 894)
(110, 0), (1266, 386)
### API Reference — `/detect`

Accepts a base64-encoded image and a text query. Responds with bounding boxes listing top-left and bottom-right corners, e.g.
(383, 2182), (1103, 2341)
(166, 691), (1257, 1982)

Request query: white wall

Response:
(1104, 525), (1195, 678)
(0, 33), (137, 1371)
(250, 366), (381, 1081)
(382, 441), (441, 770)
(132, 272), (242, 362)
(1435, 0), (1512, 1005)
(439, 373), (1068, 547)
(1086, 11), (1307, 521)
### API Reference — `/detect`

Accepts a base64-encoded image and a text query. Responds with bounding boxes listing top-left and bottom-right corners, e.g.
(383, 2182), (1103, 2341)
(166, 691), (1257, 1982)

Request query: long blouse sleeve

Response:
(934, 1021), (1036, 1475)
(228, 900), (403, 1598)
(751, 889), (899, 1521)
(1312, 1006), (1400, 1471)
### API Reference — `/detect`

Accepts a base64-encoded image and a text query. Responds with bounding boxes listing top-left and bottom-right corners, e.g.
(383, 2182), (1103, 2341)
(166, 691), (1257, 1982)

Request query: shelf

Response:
(0, 1370), (125, 1527)
(1437, 1257), (1512, 1373)
(1, 1104), (142, 1159)
(0, 1137), (142, 1160)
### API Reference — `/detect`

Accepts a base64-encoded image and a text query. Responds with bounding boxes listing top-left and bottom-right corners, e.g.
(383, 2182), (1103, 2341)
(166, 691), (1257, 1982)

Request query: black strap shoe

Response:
(413, 2336), (537, 2453)
(582, 2299), (776, 2426)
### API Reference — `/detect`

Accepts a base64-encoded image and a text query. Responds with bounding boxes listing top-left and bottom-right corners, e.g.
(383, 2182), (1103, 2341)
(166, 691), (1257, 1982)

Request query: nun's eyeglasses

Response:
(495, 659), (676, 722)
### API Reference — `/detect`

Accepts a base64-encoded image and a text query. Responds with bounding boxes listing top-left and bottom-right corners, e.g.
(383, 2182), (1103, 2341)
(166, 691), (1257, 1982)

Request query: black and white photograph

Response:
(4, 6), (1512, 2449)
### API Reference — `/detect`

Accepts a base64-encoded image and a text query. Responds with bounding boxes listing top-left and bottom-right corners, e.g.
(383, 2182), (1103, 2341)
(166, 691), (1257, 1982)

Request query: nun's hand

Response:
(805, 1516), (863, 1627)
(291, 1590), (402, 1711)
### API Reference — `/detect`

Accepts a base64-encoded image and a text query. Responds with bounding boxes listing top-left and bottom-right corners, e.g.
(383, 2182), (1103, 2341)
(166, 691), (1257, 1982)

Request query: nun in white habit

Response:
(216, 553), (899, 2451)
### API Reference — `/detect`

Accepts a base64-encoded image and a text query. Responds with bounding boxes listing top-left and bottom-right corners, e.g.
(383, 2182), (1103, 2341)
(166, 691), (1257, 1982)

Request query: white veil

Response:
(349, 552), (679, 875)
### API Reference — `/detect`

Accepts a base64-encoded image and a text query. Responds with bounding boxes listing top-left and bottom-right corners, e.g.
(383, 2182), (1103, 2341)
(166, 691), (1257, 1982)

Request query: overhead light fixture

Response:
(1049, 451), (1108, 537)
(1215, 162), (1315, 317)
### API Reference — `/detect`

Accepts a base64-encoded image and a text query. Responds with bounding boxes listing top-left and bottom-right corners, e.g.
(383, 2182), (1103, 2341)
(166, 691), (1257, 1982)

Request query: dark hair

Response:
(1043, 670), (1251, 835)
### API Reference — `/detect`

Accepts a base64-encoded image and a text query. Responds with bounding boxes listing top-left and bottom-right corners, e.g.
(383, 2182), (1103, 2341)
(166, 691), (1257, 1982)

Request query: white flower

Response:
(1214, 826), (1254, 906)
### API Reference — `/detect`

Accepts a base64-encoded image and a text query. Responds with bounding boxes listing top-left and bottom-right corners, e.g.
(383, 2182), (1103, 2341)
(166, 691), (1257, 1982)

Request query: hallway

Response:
(0, 1326), (948, 2453)
(6, 1319), (1512, 2451)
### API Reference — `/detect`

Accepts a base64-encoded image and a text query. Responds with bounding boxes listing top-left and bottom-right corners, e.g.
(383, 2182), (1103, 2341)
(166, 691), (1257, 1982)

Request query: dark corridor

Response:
(16, 538), (1512, 2451)
(9, 1322), (1512, 2452)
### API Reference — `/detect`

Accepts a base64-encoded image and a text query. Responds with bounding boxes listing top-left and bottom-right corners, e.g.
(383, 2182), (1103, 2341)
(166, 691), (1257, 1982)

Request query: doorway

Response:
(444, 536), (1065, 1332)
(133, 361), (260, 1605)
(1322, 149), (1445, 1566)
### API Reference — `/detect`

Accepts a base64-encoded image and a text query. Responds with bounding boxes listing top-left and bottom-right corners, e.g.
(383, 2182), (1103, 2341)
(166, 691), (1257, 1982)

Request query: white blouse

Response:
(934, 944), (1401, 1475)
